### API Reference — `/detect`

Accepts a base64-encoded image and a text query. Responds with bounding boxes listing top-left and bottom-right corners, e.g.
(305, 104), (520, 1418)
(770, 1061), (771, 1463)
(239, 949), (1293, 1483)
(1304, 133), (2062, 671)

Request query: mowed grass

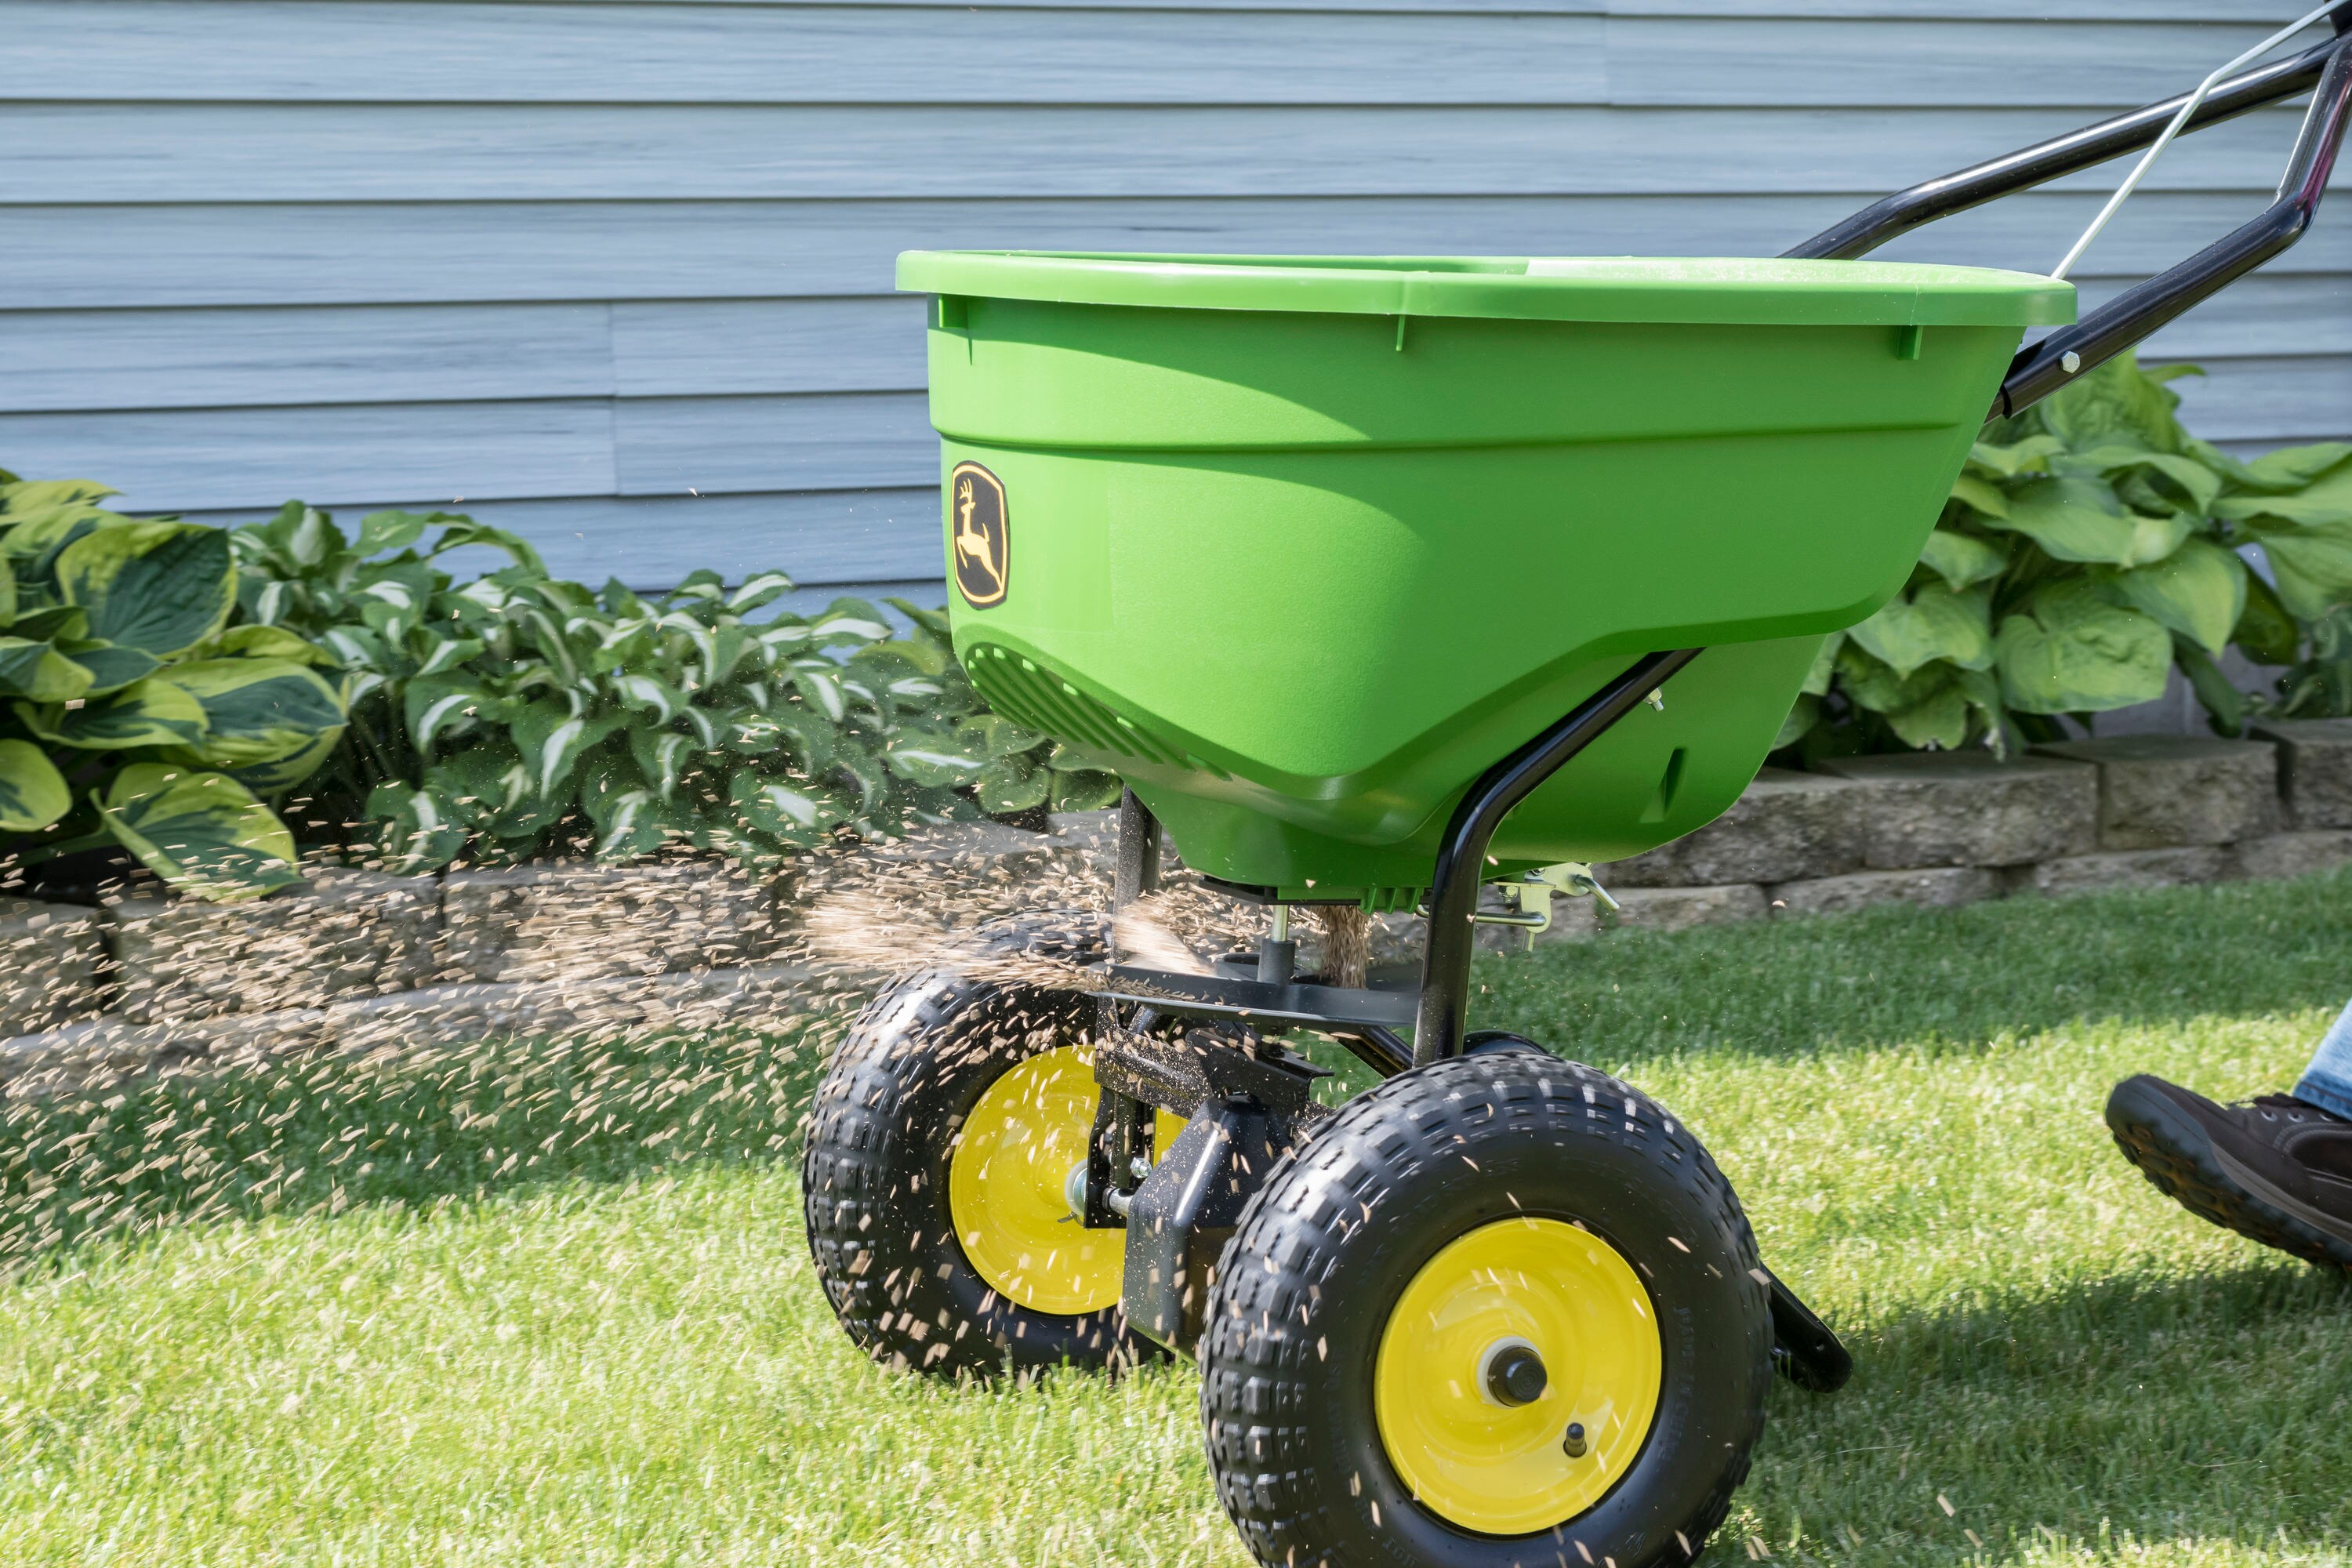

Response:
(7, 874), (2352, 1566)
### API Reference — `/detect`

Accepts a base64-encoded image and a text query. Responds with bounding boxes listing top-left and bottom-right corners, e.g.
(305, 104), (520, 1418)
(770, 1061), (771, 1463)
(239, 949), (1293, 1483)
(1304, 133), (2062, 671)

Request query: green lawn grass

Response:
(7, 873), (2352, 1566)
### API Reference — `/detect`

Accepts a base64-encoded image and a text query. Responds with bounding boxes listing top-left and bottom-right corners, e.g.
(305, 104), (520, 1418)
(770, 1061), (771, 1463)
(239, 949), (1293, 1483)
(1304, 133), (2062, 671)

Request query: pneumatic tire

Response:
(800, 911), (1170, 1378)
(1200, 1052), (1771, 1568)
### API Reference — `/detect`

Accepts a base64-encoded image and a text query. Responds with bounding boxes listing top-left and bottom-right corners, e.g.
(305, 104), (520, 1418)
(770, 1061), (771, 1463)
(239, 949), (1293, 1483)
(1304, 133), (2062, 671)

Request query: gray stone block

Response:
(2249, 719), (2352, 829)
(2034, 735), (2280, 849)
(323, 960), (827, 1055)
(440, 860), (780, 984)
(0, 898), (108, 1036)
(1606, 884), (1768, 933)
(1814, 751), (2096, 868)
(0, 1007), (331, 1094)
(2234, 830), (2352, 882)
(1602, 768), (1863, 888)
(2010, 846), (2234, 898)
(107, 869), (440, 1023)
(1768, 866), (2000, 919)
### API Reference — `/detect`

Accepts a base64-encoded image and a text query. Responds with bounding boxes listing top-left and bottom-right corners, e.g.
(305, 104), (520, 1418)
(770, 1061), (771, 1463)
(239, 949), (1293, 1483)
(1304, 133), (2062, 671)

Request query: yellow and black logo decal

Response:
(950, 461), (1009, 608)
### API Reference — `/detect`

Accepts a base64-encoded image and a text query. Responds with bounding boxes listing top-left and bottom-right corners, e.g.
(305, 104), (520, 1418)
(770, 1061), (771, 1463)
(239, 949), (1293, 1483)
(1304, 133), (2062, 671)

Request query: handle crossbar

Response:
(1788, 9), (2352, 420)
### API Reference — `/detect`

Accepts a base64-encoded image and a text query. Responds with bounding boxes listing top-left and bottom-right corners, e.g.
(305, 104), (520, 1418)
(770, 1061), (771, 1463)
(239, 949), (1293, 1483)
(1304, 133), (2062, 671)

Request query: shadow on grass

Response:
(0, 1011), (845, 1276)
(1744, 1258), (2352, 1560)
(1477, 869), (2352, 1065)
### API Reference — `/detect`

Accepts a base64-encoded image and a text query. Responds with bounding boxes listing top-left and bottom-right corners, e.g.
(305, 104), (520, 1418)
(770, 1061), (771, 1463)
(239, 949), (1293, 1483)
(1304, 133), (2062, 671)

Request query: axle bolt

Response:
(1484, 1345), (1548, 1407)
(1563, 1422), (1588, 1459)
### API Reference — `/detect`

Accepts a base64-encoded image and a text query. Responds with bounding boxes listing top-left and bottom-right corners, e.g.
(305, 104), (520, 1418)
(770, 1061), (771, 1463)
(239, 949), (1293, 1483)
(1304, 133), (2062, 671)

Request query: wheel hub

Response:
(1373, 1216), (1663, 1536)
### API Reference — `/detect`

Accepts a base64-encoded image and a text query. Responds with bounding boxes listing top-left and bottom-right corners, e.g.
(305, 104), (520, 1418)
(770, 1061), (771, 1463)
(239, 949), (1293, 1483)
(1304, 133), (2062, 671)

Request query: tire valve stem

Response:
(1563, 1422), (1588, 1459)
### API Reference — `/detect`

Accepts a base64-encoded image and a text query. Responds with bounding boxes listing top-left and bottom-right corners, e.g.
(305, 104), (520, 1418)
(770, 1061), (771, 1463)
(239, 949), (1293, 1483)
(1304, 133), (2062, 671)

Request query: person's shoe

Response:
(2106, 1074), (2352, 1269)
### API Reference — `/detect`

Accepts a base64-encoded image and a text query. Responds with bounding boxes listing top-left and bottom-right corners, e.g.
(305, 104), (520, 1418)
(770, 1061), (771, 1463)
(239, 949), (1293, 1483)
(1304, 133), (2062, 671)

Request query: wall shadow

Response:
(1476, 869), (2352, 1065)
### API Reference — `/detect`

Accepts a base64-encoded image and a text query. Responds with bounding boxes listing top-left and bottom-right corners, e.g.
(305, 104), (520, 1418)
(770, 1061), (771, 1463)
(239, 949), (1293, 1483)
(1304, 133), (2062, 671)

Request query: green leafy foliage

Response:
(235, 506), (1120, 873)
(1784, 354), (2352, 757)
(0, 470), (345, 899)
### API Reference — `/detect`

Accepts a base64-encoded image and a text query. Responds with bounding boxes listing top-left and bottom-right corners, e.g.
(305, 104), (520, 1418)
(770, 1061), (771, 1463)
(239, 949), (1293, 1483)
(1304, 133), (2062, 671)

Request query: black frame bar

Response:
(1412, 649), (1704, 1063)
(1788, 11), (2352, 420)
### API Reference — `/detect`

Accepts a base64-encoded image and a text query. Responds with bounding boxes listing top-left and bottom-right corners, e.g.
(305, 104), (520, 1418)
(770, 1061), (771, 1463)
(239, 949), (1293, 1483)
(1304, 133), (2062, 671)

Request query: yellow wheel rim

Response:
(1374, 1217), (1662, 1536)
(947, 1045), (1181, 1316)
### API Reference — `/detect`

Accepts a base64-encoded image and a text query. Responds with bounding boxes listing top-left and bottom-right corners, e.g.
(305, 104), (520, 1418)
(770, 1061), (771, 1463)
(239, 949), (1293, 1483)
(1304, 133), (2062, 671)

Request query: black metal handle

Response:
(1787, 13), (2352, 421)
(1411, 649), (1704, 1065)
(1785, 30), (2347, 263)
(1995, 34), (2352, 418)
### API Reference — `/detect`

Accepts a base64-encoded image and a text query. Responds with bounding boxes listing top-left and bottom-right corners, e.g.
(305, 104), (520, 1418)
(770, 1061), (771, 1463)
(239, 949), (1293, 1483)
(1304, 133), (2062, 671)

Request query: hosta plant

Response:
(0, 472), (347, 898)
(233, 505), (1118, 872)
(1784, 353), (2352, 757)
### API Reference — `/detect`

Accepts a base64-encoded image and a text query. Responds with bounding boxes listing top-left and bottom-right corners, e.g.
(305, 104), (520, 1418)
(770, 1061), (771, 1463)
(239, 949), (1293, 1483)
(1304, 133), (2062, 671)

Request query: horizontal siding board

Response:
(5, 5), (1607, 107)
(0, 303), (616, 412)
(175, 487), (945, 589)
(0, 402), (619, 513)
(5, 192), (2343, 309)
(9, 6), (2317, 110)
(0, 103), (2318, 203)
(615, 390), (933, 494)
(2167, 354), (2352, 444)
(1599, 16), (2340, 106)
(612, 297), (925, 396)
(6, 278), (2347, 414)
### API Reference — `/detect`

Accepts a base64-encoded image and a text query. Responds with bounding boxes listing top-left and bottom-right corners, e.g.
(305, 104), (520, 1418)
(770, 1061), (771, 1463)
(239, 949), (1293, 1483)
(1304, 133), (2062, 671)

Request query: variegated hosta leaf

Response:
(152, 657), (347, 768)
(510, 700), (622, 797)
(612, 673), (691, 724)
(55, 521), (236, 656)
(957, 712), (1047, 760)
(365, 781), (468, 873)
(0, 636), (95, 703)
(628, 727), (699, 801)
(790, 664), (847, 722)
(725, 572), (796, 612)
(411, 633), (485, 677)
(973, 754), (1048, 815)
(1047, 766), (1122, 814)
(0, 477), (116, 522)
(728, 767), (850, 847)
(0, 739), (70, 833)
(811, 599), (891, 645)
(21, 676), (208, 750)
(230, 726), (347, 798)
(405, 673), (508, 750)
(100, 763), (299, 901)
(884, 724), (989, 787)
(200, 623), (341, 667)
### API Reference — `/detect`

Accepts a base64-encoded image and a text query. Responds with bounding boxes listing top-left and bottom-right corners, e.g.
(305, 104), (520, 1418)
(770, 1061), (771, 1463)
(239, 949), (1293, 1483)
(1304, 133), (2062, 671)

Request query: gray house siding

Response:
(0, 1), (2344, 598)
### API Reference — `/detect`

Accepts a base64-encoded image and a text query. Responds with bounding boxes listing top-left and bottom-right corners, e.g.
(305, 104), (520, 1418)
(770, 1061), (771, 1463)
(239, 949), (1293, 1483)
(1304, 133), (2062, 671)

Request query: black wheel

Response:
(1200, 1052), (1770, 1568)
(800, 911), (1174, 1377)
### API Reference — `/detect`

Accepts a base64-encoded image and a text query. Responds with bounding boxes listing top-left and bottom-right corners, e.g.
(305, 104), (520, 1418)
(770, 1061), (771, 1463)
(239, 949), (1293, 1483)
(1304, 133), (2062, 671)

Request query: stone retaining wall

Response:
(1590, 724), (2352, 935)
(7, 723), (2350, 1086)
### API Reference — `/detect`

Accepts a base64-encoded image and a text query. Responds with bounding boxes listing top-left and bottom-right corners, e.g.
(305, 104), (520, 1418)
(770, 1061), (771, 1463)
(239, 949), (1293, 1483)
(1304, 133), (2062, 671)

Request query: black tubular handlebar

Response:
(1784, 9), (2352, 420)
(1996, 35), (2352, 417)
(1784, 33), (2345, 263)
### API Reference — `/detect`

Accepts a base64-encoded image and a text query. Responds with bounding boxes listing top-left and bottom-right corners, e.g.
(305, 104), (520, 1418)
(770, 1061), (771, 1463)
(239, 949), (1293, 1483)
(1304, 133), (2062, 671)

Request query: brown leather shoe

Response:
(2106, 1073), (2352, 1269)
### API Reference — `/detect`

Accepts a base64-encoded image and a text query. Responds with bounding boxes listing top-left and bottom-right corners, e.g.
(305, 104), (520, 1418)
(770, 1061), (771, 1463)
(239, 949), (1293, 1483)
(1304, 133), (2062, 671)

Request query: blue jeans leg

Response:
(2294, 994), (2352, 1119)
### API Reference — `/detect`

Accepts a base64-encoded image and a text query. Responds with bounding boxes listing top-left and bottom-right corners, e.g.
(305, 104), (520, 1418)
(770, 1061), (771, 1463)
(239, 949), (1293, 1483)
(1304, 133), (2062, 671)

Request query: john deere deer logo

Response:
(949, 461), (1009, 608)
